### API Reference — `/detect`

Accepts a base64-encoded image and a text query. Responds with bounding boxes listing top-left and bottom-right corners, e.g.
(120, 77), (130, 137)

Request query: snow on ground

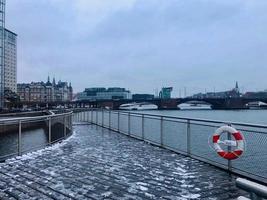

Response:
(0, 125), (248, 199)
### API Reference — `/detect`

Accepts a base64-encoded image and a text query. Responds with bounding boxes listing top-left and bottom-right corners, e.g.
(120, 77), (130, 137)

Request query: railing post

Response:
(160, 116), (163, 146)
(109, 110), (111, 129)
(18, 120), (22, 156)
(228, 124), (232, 173)
(128, 112), (130, 136)
(91, 110), (93, 123)
(187, 119), (191, 156)
(48, 117), (52, 144)
(102, 109), (104, 127)
(83, 111), (85, 122)
(96, 110), (98, 125)
(118, 112), (120, 132)
(71, 114), (73, 130)
(142, 114), (144, 140)
(64, 115), (67, 138)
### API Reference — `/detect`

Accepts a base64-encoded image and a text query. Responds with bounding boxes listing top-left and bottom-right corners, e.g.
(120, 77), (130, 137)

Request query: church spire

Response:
(235, 81), (240, 94)
(53, 76), (56, 86)
(235, 81), (239, 90)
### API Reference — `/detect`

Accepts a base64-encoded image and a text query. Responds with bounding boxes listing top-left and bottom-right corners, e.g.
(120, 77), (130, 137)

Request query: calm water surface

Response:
(135, 109), (267, 125)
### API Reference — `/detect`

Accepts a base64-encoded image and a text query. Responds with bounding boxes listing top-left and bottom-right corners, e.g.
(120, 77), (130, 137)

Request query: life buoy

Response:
(213, 126), (244, 160)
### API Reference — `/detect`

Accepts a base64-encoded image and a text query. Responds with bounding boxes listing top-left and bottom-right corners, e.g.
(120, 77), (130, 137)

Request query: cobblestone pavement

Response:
(0, 124), (248, 200)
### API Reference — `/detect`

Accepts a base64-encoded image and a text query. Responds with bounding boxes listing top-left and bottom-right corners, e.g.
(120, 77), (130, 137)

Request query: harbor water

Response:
(135, 109), (267, 124)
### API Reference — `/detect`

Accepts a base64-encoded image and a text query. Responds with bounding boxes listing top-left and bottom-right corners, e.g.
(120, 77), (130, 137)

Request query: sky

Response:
(6, 0), (267, 96)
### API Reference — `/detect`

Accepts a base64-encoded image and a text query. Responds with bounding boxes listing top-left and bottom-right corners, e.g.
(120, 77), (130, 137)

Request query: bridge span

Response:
(9, 97), (267, 110)
(71, 97), (267, 110)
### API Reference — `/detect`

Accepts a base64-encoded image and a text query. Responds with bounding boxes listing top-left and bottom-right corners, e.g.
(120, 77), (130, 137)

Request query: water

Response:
(0, 120), (70, 161)
(134, 109), (267, 125)
(0, 128), (47, 160)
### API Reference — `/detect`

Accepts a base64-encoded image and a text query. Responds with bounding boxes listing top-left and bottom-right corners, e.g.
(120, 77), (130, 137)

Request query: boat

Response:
(178, 103), (212, 110)
(246, 101), (267, 110)
(119, 102), (158, 110)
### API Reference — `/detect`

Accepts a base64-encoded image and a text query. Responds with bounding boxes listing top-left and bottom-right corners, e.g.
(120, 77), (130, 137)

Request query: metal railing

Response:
(0, 111), (73, 161)
(73, 109), (267, 185)
(236, 178), (267, 200)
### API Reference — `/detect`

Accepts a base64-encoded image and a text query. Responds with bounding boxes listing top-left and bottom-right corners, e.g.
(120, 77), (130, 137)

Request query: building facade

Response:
(4, 29), (17, 93)
(191, 82), (241, 99)
(159, 87), (173, 99)
(77, 87), (131, 101)
(17, 77), (73, 102)
(132, 94), (154, 100)
(0, 0), (5, 108)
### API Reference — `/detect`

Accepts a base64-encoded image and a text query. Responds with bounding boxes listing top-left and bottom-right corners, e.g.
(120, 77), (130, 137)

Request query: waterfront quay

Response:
(0, 124), (248, 199)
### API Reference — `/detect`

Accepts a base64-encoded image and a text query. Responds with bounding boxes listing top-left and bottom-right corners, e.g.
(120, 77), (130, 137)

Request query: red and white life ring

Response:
(213, 126), (244, 160)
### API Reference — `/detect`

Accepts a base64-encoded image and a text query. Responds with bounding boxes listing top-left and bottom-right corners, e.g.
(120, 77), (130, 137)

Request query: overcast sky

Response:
(6, 0), (267, 96)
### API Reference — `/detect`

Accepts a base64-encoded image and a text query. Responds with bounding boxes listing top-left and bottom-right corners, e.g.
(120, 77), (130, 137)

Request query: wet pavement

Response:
(0, 124), (248, 199)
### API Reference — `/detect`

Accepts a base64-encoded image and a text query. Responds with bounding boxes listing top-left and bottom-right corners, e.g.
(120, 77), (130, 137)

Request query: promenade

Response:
(0, 124), (248, 199)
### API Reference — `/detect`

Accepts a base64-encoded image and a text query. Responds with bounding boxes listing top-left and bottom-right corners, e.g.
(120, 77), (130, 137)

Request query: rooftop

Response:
(0, 124), (248, 199)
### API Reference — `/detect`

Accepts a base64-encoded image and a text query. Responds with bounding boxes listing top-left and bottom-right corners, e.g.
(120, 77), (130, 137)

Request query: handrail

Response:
(73, 109), (267, 185)
(236, 178), (267, 199)
(0, 110), (73, 161)
(92, 109), (267, 129)
(0, 111), (73, 124)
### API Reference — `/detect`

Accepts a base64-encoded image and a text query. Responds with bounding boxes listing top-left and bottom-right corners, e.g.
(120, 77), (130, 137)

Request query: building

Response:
(0, 0), (5, 108)
(4, 29), (17, 93)
(77, 87), (131, 101)
(132, 94), (154, 101)
(17, 77), (73, 102)
(159, 87), (173, 99)
(243, 91), (267, 98)
(0, 1), (18, 108)
(191, 82), (241, 99)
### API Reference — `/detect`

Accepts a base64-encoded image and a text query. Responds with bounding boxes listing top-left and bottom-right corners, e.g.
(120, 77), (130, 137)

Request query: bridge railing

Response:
(0, 111), (73, 161)
(73, 109), (267, 185)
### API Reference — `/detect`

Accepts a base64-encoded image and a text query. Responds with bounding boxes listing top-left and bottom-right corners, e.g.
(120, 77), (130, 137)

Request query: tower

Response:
(52, 77), (56, 86)
(0, 0), (5, 108)
(235, 81), (239, 93)
(235, 81), (239, 90)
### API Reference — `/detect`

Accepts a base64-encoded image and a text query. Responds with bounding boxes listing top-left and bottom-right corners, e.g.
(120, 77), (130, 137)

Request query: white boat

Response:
(178, 103), (212, 110)
(119, 102), (158, 110)
(246, 101), (267, 110)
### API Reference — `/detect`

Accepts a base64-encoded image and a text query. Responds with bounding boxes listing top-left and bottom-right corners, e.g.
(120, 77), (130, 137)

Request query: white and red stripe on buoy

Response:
(213, 126), (244, 160)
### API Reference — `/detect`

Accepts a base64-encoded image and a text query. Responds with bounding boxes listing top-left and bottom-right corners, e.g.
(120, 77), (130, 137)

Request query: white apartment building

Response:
(4, 29), (17, 93)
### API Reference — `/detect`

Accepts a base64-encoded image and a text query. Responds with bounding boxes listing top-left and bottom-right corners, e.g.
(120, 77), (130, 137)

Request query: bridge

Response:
(78, 97), (267, 110)
(8, 97), (267, 110)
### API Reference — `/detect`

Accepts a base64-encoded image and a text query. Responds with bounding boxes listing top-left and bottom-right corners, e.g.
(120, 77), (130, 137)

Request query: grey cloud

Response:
(6, 0), (267, 96)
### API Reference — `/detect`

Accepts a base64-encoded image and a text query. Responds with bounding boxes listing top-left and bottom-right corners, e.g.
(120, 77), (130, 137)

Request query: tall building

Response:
(0, 1), (18, 108)
(4, 29), (17, 92)
(0, 0), (5, 108)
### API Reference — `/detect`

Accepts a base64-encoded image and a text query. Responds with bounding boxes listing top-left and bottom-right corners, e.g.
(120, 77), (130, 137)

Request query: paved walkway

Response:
(0, 124), (247, 200)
